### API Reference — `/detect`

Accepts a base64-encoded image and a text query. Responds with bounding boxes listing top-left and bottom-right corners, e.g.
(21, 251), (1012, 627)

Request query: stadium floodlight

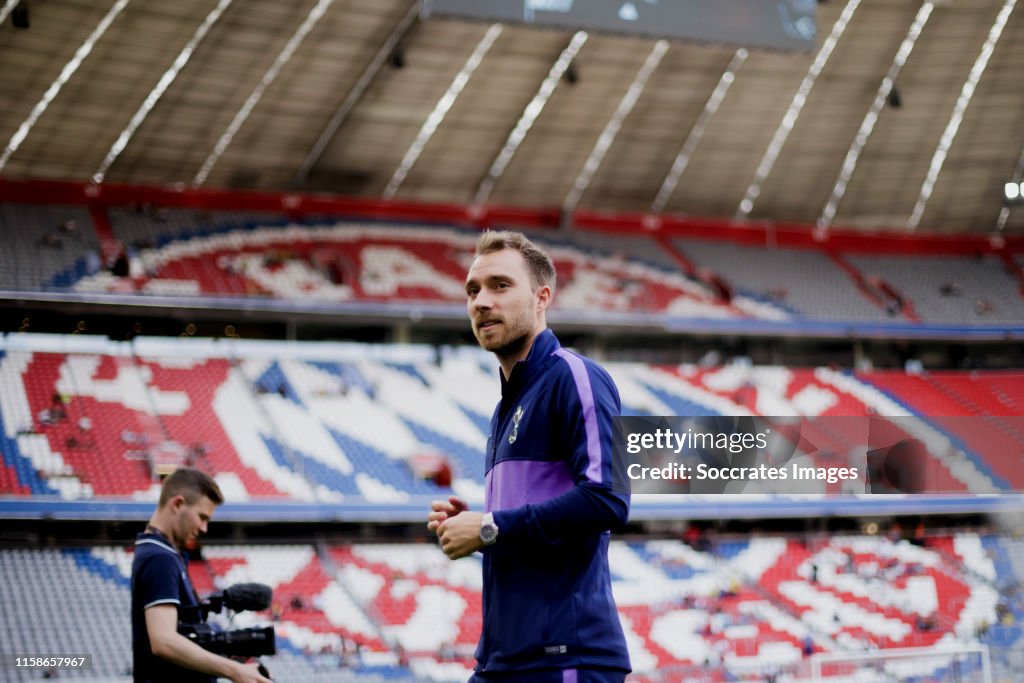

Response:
(995, 141), (1024, 230)
(1005, 182), (1021, 201)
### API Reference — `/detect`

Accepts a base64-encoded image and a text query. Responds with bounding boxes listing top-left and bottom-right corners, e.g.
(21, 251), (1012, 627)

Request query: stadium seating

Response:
(0, 203), (100, 291)
(0, 530), (1016, 682)
(0, 197), (1020, 680)
(3, 336), (1023, 500)
(979, 535), (1024, 674)
(847, 254), (1024, 325)
(675, 238), (893, 322)
(71, 220), (775, 319)
(4, 201), (1023, 329)
(107, 206), (289, 252)
(862, 372), (1024, 490)
(0, 548), (132, 681)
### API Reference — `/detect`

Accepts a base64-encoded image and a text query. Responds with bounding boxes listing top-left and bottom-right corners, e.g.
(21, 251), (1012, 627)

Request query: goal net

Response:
(807, 644), (992, 683)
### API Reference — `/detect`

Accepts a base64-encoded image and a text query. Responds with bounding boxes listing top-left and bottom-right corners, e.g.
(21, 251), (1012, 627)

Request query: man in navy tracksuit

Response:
(428, 231), (631, 682)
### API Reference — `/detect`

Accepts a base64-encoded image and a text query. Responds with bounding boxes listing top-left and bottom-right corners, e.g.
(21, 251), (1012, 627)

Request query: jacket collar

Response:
(499, 328), (560, 398)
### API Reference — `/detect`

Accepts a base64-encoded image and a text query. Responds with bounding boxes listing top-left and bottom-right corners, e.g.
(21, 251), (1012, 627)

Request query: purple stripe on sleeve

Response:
(562, 669), (578, 683)
(553, 349), (602, 484)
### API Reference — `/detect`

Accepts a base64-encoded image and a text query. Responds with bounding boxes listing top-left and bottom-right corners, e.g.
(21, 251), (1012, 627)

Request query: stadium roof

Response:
(1, 0), (1023, 235)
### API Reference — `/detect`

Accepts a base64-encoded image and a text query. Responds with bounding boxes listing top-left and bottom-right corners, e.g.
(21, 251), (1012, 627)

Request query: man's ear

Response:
(536, 285), (552, 313)
(169, 494), (186, 513)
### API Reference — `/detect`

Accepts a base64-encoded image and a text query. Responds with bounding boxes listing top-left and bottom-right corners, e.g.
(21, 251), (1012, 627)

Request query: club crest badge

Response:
(508, 405), (524, 444)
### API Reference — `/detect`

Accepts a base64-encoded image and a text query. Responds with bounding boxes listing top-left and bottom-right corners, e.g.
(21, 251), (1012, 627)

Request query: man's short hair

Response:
(475, 230), (556, 292)
(158, 467), (224, 508)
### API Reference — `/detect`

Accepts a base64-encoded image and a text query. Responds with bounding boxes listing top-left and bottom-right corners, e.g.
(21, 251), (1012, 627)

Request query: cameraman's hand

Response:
(146, 606), (273, 683)
(230, 660), (271, 683)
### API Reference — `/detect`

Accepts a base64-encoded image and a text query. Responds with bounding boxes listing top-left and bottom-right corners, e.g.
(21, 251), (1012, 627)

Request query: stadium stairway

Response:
(979, 536), (1024, 655)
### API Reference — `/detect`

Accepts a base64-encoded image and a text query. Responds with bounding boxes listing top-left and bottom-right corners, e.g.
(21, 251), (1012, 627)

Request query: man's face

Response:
(465, 248), (547, 356)
(169, 495), (217, 550)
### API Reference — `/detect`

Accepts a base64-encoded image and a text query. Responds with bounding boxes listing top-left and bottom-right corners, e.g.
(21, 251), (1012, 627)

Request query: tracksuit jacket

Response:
(478, 329), (631, 675)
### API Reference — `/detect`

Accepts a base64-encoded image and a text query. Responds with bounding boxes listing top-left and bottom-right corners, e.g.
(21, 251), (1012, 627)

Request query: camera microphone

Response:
(221, 583), (273, 613)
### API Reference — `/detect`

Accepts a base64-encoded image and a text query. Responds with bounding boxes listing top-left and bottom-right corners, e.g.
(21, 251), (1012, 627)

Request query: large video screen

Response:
(421, 0), (818, 52)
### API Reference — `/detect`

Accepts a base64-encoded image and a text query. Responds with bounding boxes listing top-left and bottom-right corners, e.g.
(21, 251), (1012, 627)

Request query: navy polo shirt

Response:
(131, 529), (213, 683)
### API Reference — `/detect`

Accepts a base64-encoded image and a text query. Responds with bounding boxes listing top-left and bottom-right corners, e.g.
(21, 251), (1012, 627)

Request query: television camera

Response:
(178, 583), (276, 669)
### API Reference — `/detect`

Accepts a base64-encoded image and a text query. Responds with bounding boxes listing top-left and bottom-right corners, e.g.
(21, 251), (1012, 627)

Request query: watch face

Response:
(480, 523), (498, 544)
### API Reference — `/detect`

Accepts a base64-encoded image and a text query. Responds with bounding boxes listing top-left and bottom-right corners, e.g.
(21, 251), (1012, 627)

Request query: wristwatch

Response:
(480, 512), (499, 546)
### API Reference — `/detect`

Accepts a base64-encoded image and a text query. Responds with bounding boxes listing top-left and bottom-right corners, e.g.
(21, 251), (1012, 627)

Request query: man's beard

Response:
(486, 328), (532, 359)
(474, 311), (533, 357)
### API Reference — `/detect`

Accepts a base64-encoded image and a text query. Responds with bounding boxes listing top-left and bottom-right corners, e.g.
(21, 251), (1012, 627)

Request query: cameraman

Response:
(131, 468), (270, 683)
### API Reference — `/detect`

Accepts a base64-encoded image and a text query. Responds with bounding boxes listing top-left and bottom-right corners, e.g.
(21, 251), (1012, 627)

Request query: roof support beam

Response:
(817, 1), (934, 232)
(293, 1), (420, 189)
(192, 0), (334, 187)
(473, 31), (588, 207)
(0, 0), (130, 173)
(92, 0), (234, 184)
(736, 0), (861, 220)
(0, 0), (20, 26)
(907, 0), (1016, 231)
(652, 48), (747, 214)
(562, 39), (668, 214)
(383, 22), (503, 199)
